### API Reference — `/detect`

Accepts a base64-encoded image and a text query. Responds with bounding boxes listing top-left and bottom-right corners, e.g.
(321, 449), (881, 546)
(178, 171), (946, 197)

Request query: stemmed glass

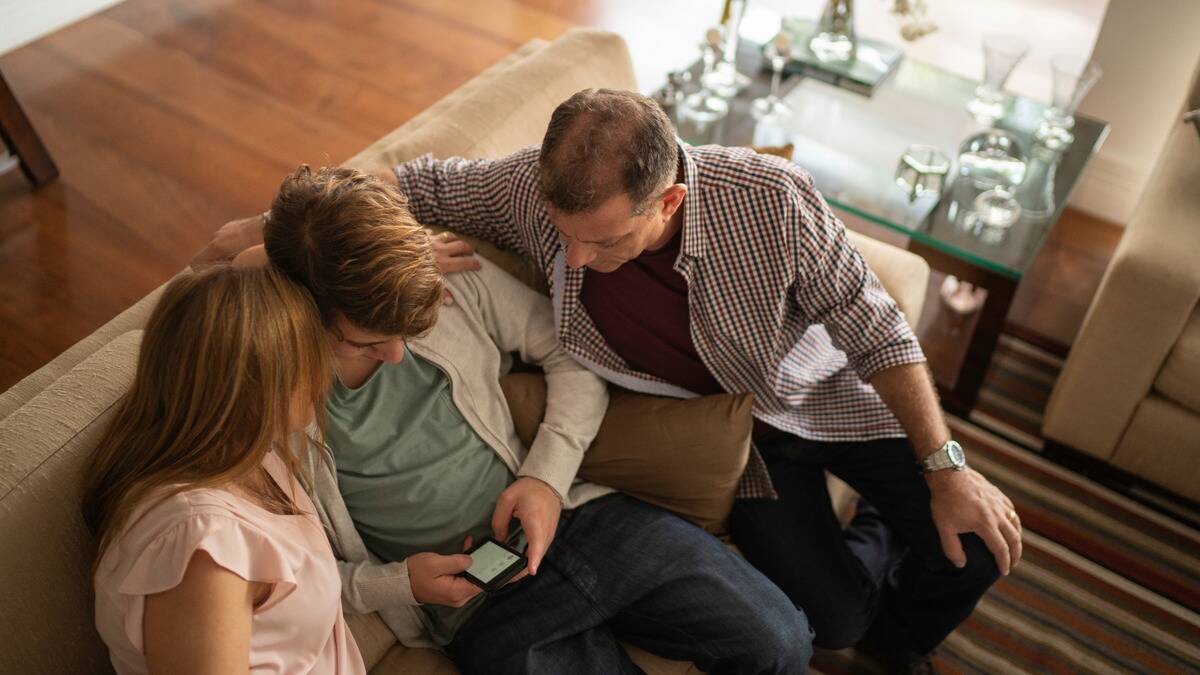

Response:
(683, 28), (731, 124)
(702, 0), (751, 98)
(1035, 55), (1103, 150)
(751, 33), (794, 120)
(966, 34), (1029, 122)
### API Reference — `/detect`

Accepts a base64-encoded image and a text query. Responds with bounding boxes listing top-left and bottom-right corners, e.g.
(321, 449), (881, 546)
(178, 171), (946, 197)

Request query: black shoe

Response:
(854, 645), (937, 675)
(904, 652), (937, 675)
(855, 614), (936, 675)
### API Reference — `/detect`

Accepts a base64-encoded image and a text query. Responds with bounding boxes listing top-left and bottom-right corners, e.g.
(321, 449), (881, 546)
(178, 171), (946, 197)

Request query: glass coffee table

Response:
(668, 47), (1108, 414)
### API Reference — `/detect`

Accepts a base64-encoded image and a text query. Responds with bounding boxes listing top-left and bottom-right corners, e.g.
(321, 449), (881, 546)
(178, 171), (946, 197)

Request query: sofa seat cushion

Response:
(344, 612), (398, 671)
(1112, 394), (1200, 502)
(1154, 304), (1200, 413)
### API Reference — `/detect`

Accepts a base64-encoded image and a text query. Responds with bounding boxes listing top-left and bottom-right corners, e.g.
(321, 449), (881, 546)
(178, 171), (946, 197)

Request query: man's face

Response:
(329, 314), (407, 364)
(549, 189), (678, 273)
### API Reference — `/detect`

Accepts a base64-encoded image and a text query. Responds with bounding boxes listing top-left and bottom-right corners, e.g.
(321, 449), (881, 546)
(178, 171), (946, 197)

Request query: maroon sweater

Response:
(579, 229), (723, 396)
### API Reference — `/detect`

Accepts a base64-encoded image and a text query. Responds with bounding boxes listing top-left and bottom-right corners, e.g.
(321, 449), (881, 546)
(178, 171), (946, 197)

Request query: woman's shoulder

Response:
(111, 485), (251, 552)
(99, 482), (308, 598)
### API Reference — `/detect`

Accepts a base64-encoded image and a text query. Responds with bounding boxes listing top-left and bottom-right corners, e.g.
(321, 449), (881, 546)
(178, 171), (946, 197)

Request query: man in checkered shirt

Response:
(201, 89), (1020, 670)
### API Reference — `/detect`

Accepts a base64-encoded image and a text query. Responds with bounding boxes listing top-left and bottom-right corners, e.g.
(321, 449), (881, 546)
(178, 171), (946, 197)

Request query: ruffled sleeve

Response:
(117, 510), (299, 648)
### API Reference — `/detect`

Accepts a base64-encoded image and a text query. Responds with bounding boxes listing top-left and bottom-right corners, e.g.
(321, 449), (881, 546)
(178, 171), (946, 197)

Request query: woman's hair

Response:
(264, 165), (444, 340)
(80, 264), (332, 563)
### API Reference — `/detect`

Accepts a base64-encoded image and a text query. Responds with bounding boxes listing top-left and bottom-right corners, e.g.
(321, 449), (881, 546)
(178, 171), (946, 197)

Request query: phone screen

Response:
(467, 540), (522, 583)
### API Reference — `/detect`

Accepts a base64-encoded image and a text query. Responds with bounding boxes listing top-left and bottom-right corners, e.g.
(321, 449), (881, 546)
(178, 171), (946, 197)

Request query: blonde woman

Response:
(81, 265), (364, 675)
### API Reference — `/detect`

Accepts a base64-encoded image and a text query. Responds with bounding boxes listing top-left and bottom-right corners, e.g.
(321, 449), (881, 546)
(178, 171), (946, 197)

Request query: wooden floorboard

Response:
(0, 0), (1122, 394)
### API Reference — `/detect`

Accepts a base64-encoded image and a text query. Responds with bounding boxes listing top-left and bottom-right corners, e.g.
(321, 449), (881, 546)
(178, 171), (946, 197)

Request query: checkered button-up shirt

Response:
(395, 143), (926, 499)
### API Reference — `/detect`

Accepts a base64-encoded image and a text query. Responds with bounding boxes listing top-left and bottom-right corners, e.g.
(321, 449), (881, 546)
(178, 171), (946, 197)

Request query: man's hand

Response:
(928, 467), (1022, 575)
(491, 477), (562, 576)
(431, 231), (481, 275)
(406, 546), (483, 608)
(191, 214), (267, 268)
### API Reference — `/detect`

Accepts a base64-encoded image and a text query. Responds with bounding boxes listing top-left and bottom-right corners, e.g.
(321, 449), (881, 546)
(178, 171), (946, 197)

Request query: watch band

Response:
(919, 440), (966, 473)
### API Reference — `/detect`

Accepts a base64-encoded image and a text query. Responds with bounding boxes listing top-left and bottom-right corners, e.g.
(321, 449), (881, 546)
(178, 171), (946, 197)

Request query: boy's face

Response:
(330, 314), (407, 364)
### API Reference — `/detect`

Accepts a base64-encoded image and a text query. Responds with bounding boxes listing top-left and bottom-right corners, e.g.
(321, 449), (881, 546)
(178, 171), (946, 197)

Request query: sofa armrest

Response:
(0, 278), (174, 422)
(1044, 121), (1200, 458)
(847, 230), (929, 330)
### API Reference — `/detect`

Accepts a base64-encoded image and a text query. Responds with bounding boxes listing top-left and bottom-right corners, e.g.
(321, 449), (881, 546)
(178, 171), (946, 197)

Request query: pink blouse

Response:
(93, 453), (365, 674)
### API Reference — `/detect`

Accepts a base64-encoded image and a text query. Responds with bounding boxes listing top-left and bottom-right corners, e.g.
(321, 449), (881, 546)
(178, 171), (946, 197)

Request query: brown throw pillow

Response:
(751, 143), (795, 161)
(499, 372), (753, 534)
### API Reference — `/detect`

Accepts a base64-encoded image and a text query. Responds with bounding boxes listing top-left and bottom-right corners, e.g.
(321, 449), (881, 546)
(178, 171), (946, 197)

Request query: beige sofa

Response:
(1043, 76), (1200, 503)
(0, 28), (930, 674)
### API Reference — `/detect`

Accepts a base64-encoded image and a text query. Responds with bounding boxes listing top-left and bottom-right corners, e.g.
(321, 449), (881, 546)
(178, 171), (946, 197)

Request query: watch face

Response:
(948, 444), (966, 467)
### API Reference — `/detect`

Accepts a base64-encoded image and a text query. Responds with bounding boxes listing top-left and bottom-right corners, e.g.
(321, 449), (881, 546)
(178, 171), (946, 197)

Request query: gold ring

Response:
(1007, 510), (1019, 522)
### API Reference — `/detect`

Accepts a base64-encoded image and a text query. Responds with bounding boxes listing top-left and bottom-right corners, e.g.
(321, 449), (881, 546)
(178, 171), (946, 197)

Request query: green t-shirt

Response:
(325, 348), (523, 645)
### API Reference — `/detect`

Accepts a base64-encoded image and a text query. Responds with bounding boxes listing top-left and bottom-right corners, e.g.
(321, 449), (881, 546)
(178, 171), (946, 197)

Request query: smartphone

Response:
(459, 537), (527, 591)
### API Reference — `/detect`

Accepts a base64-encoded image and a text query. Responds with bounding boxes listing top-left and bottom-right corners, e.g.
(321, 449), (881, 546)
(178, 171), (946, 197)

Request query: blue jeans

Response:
(447, 493), (813, 674)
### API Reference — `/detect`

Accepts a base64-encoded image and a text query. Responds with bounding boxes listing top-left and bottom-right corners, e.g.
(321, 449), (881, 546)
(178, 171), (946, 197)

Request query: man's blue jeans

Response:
(447, 493), (813, 674)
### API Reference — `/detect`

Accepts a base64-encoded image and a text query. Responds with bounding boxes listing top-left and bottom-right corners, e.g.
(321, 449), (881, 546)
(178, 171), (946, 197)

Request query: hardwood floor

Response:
(0, 0), (1121, 393)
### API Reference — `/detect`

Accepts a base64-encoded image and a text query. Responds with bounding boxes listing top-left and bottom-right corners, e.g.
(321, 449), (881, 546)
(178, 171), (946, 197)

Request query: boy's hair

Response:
(264, 165), (444, 338)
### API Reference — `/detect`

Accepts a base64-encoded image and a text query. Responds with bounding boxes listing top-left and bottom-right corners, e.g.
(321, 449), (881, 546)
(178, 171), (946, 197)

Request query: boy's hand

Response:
(406, 544), (482, 608)
(491, 477), (561, 576)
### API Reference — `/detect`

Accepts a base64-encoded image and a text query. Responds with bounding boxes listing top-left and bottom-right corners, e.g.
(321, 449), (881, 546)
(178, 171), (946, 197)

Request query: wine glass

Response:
(1035, 55), (1103, 150)
(702, 0), (751, 98)
(966, 34), (1028, 122)
(751, 33), (794, 121)
(683, 28), (731, 124)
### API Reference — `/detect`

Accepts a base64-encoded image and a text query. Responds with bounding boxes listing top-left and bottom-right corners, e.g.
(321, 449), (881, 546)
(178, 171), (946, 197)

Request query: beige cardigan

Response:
(300, 256), (612, 648)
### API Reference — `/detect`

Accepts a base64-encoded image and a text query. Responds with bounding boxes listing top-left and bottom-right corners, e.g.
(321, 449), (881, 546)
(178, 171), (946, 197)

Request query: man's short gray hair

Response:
(539, 88), (679, 215)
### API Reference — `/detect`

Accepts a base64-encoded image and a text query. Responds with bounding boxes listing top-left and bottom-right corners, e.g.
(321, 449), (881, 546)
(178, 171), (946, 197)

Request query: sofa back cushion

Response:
(0, 331), (146, 674)
(344, 28), (637, 172)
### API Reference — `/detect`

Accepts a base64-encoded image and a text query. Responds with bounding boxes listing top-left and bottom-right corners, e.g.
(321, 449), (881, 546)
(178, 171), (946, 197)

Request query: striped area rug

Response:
(811, 416), (1200, 674)
(971, 334), (1063, 447)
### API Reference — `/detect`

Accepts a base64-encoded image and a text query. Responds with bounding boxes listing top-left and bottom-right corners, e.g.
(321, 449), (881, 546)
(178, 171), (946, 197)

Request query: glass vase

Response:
(1013, 144), (1060, 220)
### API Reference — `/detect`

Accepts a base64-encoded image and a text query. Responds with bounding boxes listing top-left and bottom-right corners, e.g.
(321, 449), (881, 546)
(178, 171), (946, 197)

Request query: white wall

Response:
(0, 0), (124, 55)
(1072, 0), (1200, 225)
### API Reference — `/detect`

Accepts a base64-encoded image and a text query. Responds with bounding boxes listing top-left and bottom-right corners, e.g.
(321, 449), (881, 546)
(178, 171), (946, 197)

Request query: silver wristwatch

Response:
(919, 440), (967, 473)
